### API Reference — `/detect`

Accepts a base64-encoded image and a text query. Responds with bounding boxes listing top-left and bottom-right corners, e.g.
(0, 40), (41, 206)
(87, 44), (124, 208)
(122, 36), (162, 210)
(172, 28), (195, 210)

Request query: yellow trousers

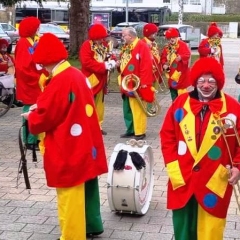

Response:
(94, 90), (104, 130)
(129, 97), (147, 135)
(57, 184), (86, 240)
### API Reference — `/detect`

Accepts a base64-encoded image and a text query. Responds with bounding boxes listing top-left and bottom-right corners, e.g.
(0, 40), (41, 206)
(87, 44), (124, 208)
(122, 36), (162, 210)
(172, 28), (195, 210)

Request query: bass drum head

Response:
(107, 142), (154, 215)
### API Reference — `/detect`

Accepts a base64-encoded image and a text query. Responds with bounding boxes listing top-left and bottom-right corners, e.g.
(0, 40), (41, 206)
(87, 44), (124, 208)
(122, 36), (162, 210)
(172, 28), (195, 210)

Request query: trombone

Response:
(217, 117), (240, 212)
(121, 73), (160, 117)
(152, 57), (169, 95)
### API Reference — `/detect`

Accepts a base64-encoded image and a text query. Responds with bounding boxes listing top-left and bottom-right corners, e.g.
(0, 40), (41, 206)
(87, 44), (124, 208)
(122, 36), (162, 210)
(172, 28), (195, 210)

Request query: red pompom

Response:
(19, 17), (40, 38)
(143, 23), (158, 37)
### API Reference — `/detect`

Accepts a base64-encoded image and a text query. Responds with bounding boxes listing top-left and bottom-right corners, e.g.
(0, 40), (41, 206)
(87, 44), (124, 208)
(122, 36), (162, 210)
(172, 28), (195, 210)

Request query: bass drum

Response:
(107, 140), (154, 215)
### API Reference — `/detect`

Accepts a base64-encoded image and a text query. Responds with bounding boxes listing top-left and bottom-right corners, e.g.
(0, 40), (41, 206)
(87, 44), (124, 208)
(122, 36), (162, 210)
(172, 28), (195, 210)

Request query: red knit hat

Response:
(0, 39), (9, 47)
(207, 22), (223, 38)
(190, 57), (225, 90)
(88, 24), (108, 40)
(165, 28), (179, 39)
(143, 23), (158, 37)
(19, 17), (40, 38)
(32, 33), (68, 65)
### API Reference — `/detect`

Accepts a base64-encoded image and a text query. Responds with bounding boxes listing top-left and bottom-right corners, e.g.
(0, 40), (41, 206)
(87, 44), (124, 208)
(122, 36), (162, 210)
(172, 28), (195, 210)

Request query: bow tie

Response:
(189, 97), (223, 117)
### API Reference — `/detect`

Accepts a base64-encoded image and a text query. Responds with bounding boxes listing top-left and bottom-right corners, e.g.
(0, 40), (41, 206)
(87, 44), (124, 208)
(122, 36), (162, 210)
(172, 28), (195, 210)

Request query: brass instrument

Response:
(121, 74), (160, 117)
(217, 117), (240, 212)
(235, 68), (240, 84)
(152, 57), (169, 95)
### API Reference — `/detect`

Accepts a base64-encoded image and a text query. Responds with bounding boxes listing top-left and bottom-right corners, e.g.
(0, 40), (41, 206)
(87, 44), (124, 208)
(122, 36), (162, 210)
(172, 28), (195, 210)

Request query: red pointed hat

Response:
(0, 39), (9, 47)
(190, 57), (225, 90)
(143, 23), (158, 37)
(207, 22), (223, 38)
(88, 24), (108, 40)
(33, 33), (68, 65)
(19, 17), (40, 38)
(165, 28), (179, 39)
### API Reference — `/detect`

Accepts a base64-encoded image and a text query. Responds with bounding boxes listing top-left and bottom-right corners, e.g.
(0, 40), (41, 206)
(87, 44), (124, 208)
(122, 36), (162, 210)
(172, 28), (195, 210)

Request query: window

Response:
(190, 0), (200, 4)
(163, 0), (170, 3)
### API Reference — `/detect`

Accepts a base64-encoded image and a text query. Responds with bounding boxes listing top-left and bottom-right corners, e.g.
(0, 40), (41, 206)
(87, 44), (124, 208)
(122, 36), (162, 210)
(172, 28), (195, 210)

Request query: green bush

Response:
(169, 13), (240, 22)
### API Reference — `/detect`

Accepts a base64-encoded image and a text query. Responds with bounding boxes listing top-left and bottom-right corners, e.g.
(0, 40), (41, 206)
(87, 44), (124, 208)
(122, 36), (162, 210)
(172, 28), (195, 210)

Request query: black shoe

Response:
(134, 134), (146, 140)
(101, 130), (107, 135)
(120, 132), (134, 138)
(25, 144), (40, 151)
(87, 231), (104, 237)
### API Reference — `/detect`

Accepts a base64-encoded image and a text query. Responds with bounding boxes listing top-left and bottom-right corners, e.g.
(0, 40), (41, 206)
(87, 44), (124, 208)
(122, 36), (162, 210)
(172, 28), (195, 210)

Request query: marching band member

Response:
(117, 27), (155, 140)
(22, 33), (108, 240)
(15, 17), (45, 149)
(0, 39), (14, 73)
(141, 23), (162, 89)
(79, 23), (116, 136)
(160, 27), (191, 101)
(198, 22), (223, 67)
(160, 57), (240, 240)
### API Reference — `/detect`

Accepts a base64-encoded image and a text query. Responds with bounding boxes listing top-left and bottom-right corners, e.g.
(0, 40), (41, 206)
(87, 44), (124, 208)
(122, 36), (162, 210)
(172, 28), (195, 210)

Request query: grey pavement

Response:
(1, 38), (240, 240)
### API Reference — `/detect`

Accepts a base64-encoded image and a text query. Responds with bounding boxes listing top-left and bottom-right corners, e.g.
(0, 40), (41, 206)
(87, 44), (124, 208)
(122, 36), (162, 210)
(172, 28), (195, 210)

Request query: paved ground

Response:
(1, 38), (240, 240)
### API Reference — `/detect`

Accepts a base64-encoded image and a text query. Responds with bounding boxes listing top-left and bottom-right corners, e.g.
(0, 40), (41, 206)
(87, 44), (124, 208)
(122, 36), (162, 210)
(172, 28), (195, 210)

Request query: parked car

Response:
(110, 22), (147, 44)
(158, 24), (207, 48)
(0, 23), (19, 45)
(39, 23), (70, 49)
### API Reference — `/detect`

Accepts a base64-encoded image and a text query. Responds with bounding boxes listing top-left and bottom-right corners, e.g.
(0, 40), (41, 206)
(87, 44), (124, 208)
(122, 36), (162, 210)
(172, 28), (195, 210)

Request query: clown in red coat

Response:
(79, 24), (116, 135)
(198, 22), (224, 67)
(22, 33), (108, 240)
(117, 26), (155, 140)
(160, 57), (240, 240)
(141, 23), (163, 89)
(160, 27), (191, 101)
(0, 39), (14, 74)
(15, 17), (47, 147)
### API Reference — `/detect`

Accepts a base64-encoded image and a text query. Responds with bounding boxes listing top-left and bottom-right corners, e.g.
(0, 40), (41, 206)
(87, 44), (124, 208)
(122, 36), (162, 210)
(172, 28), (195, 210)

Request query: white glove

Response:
(105, 60), (116, 71)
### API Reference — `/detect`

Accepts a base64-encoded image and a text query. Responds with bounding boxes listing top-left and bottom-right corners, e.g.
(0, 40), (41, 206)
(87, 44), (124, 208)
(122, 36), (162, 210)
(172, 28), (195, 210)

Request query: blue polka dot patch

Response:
(203, 193), (217, 208)
(174, 108), (185, 123)
(92, 146), (97, 160)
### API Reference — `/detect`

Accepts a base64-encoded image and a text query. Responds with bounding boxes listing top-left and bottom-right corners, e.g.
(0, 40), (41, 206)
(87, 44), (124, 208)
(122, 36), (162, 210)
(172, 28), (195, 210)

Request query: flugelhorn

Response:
(121, 74), (160, 117)
(217, 117), (240, 212)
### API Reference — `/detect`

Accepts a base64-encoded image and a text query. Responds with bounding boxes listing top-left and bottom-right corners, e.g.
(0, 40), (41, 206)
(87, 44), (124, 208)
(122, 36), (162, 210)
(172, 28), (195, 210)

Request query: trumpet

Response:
(217, 117), (240, 212)
(121, 74), (160, 117)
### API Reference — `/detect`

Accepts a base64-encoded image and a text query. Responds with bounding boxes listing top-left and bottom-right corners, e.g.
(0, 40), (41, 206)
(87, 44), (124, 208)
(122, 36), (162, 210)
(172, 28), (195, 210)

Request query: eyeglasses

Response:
(197, 77), (217, 85)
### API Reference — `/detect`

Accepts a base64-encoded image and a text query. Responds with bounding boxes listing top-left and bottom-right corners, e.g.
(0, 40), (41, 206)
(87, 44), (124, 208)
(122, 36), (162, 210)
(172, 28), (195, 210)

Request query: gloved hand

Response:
(138, 85), (155, 103)
(105, 60), (116, 71)
(113, 149), (128, 170)
(129, 152), (146, 170)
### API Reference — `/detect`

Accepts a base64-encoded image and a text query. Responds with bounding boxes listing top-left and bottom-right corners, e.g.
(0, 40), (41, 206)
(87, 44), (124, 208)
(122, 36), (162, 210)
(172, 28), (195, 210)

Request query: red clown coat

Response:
(79, 40), (108, 96)
(118, 38), (153, 97)
(160, 92), (240, 218)
(198, 38), (224, 67)
(15, 37), (45, 105)
(28, 62), (108, 188)
(141, 37), (162, 84)
(160, 39), (190, 90)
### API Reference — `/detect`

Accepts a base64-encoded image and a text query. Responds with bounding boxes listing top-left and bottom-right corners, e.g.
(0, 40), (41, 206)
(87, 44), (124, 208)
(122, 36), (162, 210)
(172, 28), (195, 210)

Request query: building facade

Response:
(91, 0), (226, 14)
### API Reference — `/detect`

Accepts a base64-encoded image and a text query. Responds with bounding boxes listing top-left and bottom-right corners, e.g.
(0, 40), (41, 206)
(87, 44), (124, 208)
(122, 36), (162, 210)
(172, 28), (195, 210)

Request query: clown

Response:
(79, 23), (116, 136)
(0, 39), (14, 74)
(117, 26), (155, 140)
(141, 23), (163, 89)
(160, 57), (240, 240)
(15, 17), (47, 149)
(198, 22), (224, 67)
(21, 33), (108, 240)
(160, 27), (191, 101)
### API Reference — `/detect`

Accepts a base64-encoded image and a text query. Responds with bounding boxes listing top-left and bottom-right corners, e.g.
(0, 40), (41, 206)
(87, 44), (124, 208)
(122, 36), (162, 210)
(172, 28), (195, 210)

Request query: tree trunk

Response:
(69, 0), (90, 57)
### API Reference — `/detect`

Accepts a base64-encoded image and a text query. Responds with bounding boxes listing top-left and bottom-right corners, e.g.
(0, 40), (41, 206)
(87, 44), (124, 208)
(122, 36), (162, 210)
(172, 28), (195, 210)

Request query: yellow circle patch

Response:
(86, 104), (93, 117)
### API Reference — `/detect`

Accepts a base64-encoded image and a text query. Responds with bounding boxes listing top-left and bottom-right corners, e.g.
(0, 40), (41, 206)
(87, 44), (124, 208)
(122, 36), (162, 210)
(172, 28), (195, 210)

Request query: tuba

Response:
(121, 74), (160, 117)
(217, 117), (240, 212)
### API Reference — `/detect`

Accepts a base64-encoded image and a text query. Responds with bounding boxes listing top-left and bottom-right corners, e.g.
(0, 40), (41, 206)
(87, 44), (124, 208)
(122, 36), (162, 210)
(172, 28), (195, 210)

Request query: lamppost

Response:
(125, 0), (129, 23)
(178, 0), (183, 24)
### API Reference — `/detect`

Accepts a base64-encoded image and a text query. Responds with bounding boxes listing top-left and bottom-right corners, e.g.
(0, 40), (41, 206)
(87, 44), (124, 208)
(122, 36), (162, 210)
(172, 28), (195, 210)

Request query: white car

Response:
(158, 24), (207, 48)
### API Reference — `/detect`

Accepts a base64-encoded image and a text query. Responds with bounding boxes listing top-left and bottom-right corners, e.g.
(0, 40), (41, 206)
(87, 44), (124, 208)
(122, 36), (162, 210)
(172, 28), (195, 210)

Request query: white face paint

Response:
(196, 74), (218, 101)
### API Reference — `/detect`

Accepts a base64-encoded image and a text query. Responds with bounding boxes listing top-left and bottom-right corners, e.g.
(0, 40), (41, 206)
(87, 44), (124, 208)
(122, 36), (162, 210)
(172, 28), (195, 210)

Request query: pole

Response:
(178, 0), (183, 24)
(125, 0), (129, 23)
